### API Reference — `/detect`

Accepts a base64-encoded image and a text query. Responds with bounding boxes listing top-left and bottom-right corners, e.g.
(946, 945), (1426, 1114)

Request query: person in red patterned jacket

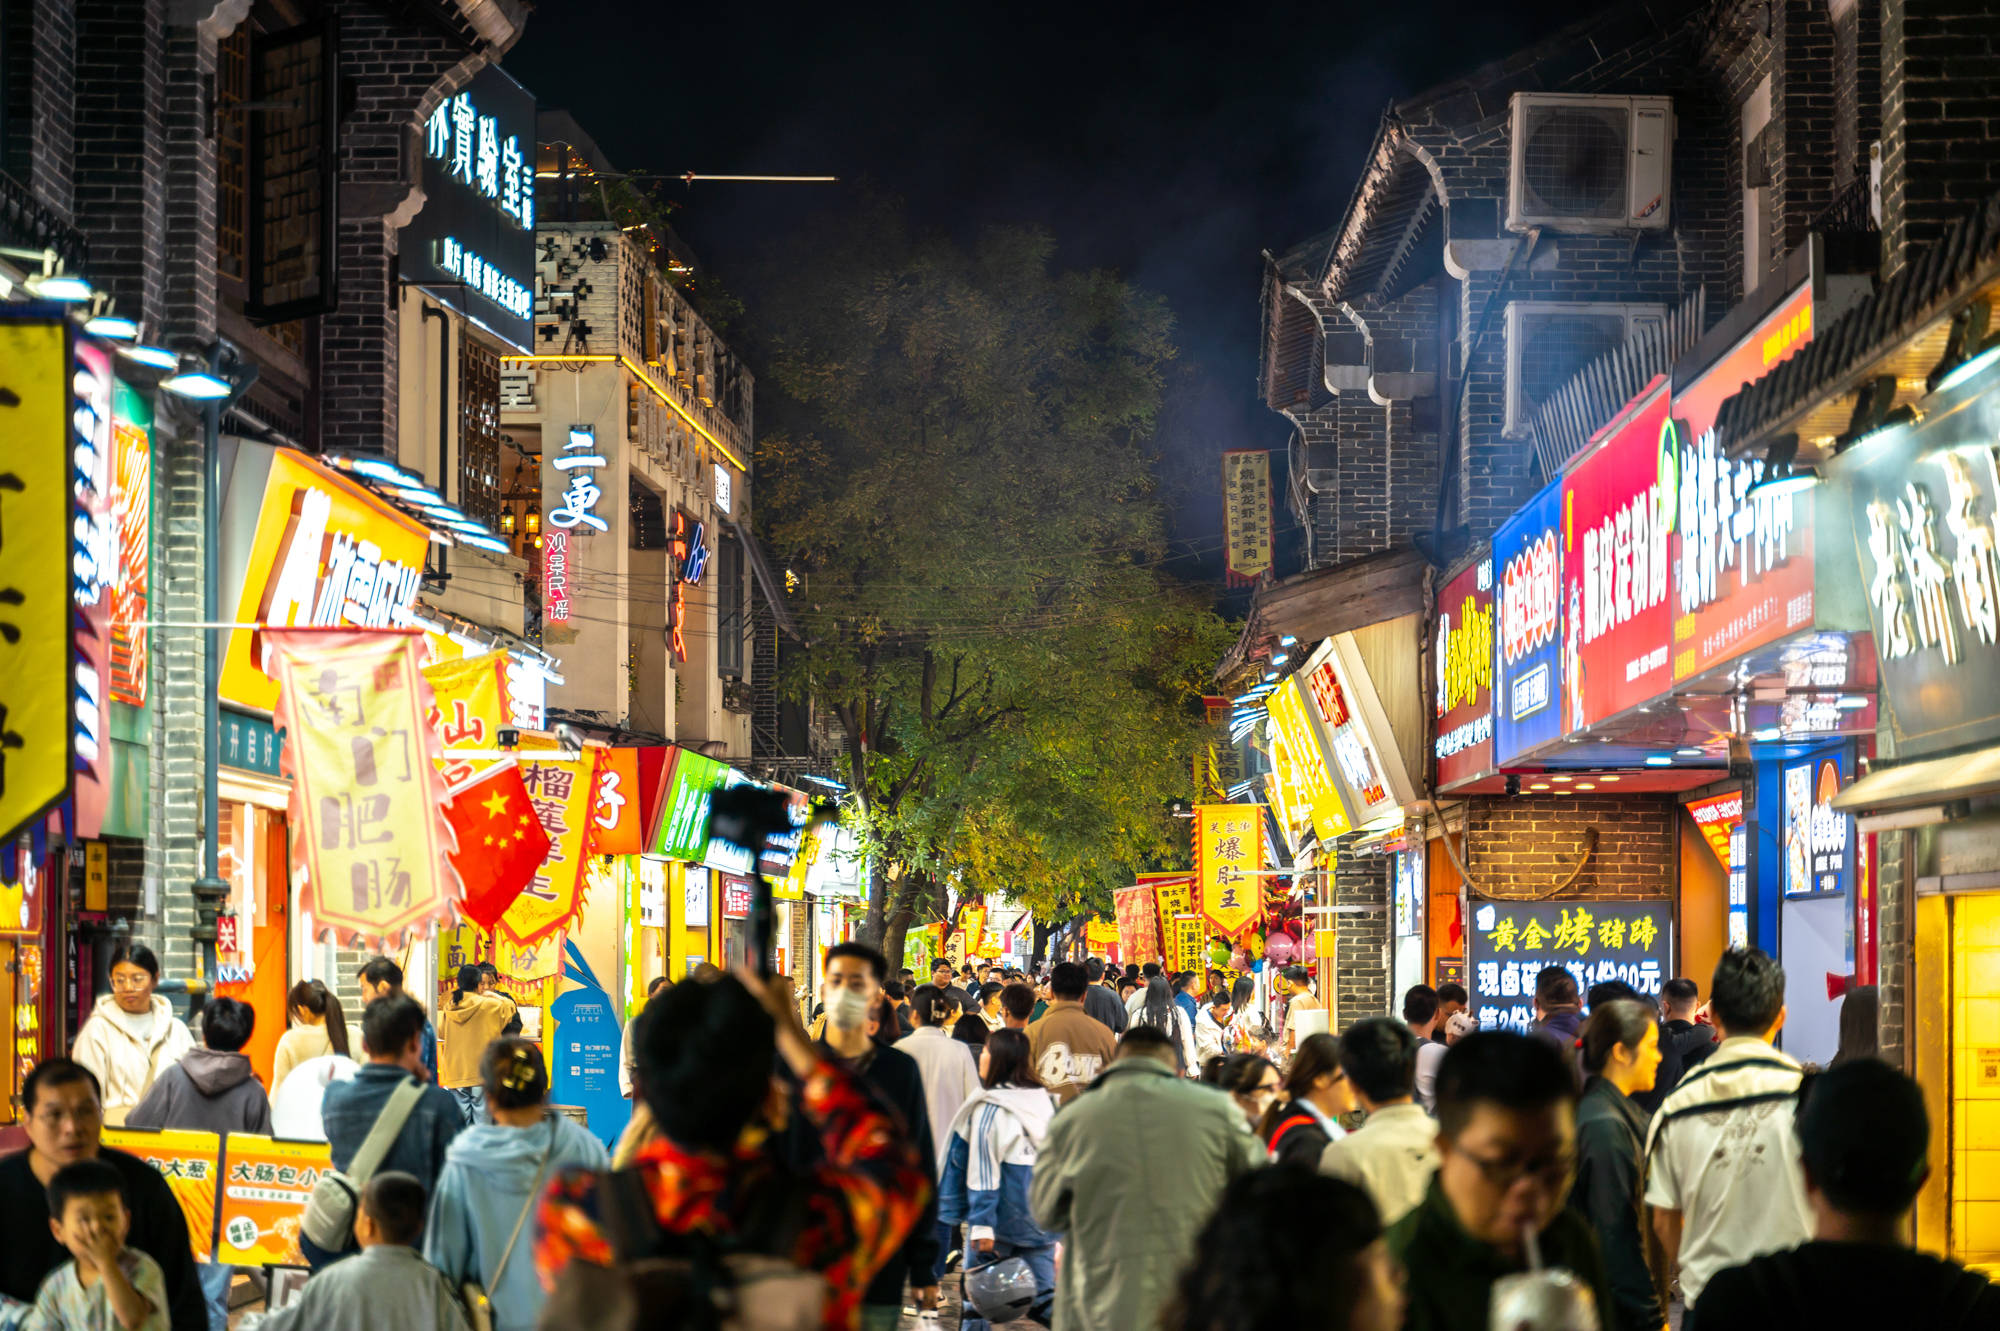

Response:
(535, 967), (930, 1331)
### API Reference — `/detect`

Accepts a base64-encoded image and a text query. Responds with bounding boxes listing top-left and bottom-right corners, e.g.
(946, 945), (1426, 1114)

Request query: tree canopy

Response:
(753, 206), (1230, 962)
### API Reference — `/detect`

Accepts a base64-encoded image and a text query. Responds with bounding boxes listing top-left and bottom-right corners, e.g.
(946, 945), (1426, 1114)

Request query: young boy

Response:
(25, 1159), (170, 1331)
(261, 1172), (468, 1331)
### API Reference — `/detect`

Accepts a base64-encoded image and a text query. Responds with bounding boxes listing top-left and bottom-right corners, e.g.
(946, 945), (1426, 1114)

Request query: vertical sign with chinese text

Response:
(1435, 558), (1496, 788)
(102, 1128), (221, 1261)
(214, 1134), (332, 1267)
(1467, 899), (1671, 1033)
(1299, 637), (1413, 830)
(1493, 480), (1564, 765)
(1222, 450), (1273, 584)
(1265, 676), (1351, 844)
(1113, 886), (1161, 965)
(1197, 804), (1263, 942)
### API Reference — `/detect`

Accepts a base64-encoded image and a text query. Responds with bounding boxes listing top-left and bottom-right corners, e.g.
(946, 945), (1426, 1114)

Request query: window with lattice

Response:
(459, 336), (502, 527)
(217, 28), (249, 280)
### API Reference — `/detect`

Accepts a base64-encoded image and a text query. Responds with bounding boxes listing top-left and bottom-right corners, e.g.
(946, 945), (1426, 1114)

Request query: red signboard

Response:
(1560, 379), (1674, 730)
(721, 874), (754, 920)
(1435, 558), (1495, 788)
(1668, 283), (1817, 682)
(1685, 790), (1743, 870)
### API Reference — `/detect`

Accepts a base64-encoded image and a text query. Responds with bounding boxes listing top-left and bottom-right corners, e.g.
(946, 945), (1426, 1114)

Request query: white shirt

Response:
(1319, 1102), (1439, 1227)
(1413, 1041), (1446, 1113)
(893, 1025), (982, 1177)
(1643, 1036), (1814, 1306)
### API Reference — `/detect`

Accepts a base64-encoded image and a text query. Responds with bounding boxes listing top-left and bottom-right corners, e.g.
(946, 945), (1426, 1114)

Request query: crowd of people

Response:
(1, 940), (1994, 1331)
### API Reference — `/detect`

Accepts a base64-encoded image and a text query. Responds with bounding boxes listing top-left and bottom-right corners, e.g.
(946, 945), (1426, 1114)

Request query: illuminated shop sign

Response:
(1435, 558), (1495, 787)
(1492, 480), (1564, 764)
(109, 387), (151, 706)
(1561, 379), (1673, 730)
(549, 426), (608, 532)
(666, 512), (711, 663)
(1833, 354), (2000, 757)
(400, 65), (536, 351)
(1782, 748), (1852, 899)
(1468, 898), (1671, 1033)
(1686, 790), (1749, 947)
(71, 341), (114, 840)
(1298, 635), (1414, 829)
(544, 529), (571, 624)
(1264, 674), (1350, 845)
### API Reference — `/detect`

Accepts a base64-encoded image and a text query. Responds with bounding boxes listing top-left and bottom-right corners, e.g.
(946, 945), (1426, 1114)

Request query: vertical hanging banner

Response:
(1197, 804), (1264, 943)
(1084, 919), (1120, 959)
(1113, 885), (1162, 966)
(1222, 451), (1273, 585)
(424, 650), (513, 790)
(1143, 874), (1195, 955)
(108, 386), (152, 706)
(496, 925), (567, 1003)
(960, 902), (988, 960)
(70, 340), (115, 842)
(497, 742), (606, 947)
(590, 747), (644, 856)
(268, 629), (460, 948)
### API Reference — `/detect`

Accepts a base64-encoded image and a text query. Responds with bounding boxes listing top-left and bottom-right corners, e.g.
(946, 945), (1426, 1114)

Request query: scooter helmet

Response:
(964, 1255), (1038, 1323)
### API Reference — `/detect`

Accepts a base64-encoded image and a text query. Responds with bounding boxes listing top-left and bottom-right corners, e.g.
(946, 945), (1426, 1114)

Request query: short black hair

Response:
(930, 958), (953, 975)
(1084, 957), (1106, 982)
(1118, 1026), (1178, 1063)
(1050, 962), (1088, 999)
(1434, 1030), (1577, 1142)
(1339, 1017), (1420, 1103)
(1282, 965), (1311, 986)
(109, 942), (159, 980)
(480, 1036), (549, 1109)
(883, 980), (906, 1002)
(1402, 985), (1440, 1026)
(1173, 972), (1196, 994)
(638, 976), (775, 1150)
(1534, 966), (1579, 1008)
(1662, 977), (1700, 1008)
(361, 1171), (427, 1246)
(1710, 947), (1785, 1034)
(1799, 1059), (1930, 1216)
(201, 996), (255, 1053)
(1140, 963), (1162, 980)
(46, 1159), (125, 1220)
(358, 956), (405, 991)
(647, 975), (672, 997)
(478, 961), (500, 979)
(1586, 979), (1640, 1009)
(1436, 982), (1469, 1007)
(1123, 964), (1141, 981)
(24, 1058), (102, 1115)
(361, 995), (428, 1059)
(1000, 984), (1036, 1022)
(824, 942), (886, 984)
(951, 1014), (989, 1047)
(978, 981), (1004, 1006)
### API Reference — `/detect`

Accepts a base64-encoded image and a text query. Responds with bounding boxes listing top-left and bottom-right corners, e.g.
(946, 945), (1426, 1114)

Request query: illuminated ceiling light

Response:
(1748, 464), (1819, 500)
(453, 530), (511, 554)
(1935, 342), (2000, 396)
(1644, 755), (1673, 767)
(117, 344), (179, 371)
(1751, 727), (1782, 741)
(28, 273), (93, 302)
(1529, 783), (1551, 791)
(339, 456), (426, 488)
(1576, 782), (1596, 790)
(1676, 747), (1705, 757)
(1270, 653), (1289, 666)
(83, 315), (139, 340)
(1280, 635), (1298, 646)
(158, 370), (233, 400)
(1550, 775), (1572, 783)
(392, 485), (447, 507)
(1835, 696), (1870, 710)
(1599, 774), (1620, 782)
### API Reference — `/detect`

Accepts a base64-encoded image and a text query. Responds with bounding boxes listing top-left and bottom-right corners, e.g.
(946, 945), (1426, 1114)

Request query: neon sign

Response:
(436, 238), (532, 320)
(544, 529), (571, 624)
(424, 89), (533, 231)
(549, 426), (608, 532)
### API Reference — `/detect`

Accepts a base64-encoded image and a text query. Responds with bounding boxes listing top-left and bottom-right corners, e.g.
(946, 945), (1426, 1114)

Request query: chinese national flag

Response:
(445, 760), (553, 930)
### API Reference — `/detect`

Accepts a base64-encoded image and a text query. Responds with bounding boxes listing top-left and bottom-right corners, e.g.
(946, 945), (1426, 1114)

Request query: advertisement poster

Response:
(552, 942), (631, 1148)
(1467, 899), (1672, 1033)
(1560, 380), (1674, 729)
(1264, 676), (1351, 844)
(1197, 804), (1264, 942)
(1782, 750), (1852, 898)
(102, 1128), (221, 1261)
(1113, 886), (1162, 966)
(1492, 480), (1564, 765)
(1435, 557), (1496, 788)
(1685, 790), (1743, 870)
(651, 748), (738, 861)
(214, 1135), (333, 1267)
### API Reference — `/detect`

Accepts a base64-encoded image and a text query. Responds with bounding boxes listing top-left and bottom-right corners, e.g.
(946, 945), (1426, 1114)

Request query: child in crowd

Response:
(25, 1159), (169, 1331)
(261, 1173), (469, 1331)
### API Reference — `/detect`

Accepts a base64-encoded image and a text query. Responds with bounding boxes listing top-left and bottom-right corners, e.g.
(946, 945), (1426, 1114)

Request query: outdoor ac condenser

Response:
(1507, 93), (1674, 234)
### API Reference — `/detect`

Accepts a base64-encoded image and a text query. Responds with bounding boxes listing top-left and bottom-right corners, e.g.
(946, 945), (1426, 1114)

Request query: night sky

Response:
(507, 1), (1587, 595)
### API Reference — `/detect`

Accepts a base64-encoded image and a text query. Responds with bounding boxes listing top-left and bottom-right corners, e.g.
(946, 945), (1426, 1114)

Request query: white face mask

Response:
(825, 986), (872, 1032)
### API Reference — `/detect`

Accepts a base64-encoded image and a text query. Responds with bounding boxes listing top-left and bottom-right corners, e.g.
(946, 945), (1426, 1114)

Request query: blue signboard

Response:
(551, 942), (631, 1148)
(1492, 481), (1565, 765)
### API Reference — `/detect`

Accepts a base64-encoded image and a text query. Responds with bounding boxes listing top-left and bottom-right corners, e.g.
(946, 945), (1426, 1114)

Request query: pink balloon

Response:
(1265, 932), (1297, 965)
(1299, 930), (1317, 964)
(1230, 947), (1251, 971)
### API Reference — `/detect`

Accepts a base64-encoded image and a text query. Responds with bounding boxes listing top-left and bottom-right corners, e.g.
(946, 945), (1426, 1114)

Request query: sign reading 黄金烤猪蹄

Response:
(1435, 558), (1495, 788)
(1493, 480), (1564, 765)
(1467, 899), (1671, 1034)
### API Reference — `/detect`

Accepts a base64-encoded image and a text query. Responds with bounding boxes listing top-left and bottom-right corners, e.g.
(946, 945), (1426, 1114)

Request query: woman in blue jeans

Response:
(937, 1029), (1059, 1330)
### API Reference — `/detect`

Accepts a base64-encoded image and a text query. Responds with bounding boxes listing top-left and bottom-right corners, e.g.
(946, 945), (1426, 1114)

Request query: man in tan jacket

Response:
(436, 964), (518, 1123)
(1026, 962), (1115, 1104)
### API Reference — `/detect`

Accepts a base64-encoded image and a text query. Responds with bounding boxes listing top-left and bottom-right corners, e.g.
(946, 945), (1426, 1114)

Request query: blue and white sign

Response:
(551, 941), (631, 1148)
(1492, 480), (1565, 765)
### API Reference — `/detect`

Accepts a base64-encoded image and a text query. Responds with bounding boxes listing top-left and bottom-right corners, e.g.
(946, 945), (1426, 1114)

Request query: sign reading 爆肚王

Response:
(1467, 898), (1672, 1034)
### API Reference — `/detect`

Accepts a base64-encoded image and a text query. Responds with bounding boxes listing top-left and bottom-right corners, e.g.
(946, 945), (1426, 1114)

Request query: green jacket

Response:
(1386, 1176), (1616, 1331)
(1028, 1057), (1261, 1331)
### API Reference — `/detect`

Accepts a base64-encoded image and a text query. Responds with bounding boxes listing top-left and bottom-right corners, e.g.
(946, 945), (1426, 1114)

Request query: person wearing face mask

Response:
(786, 942), (941, 1331)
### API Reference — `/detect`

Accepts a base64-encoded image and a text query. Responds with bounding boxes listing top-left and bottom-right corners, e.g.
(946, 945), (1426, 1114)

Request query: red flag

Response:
(445, 760), (553, 930)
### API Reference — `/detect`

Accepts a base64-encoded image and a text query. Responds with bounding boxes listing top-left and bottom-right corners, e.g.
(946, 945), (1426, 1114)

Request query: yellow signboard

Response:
(0, 318), (76, 845)
(215, 1134), (332, 1267)
(102, 1128), (222, 1261)
(1197, 804), (1263, 943)
(1222, 450), (1273, 583)
(1265, 677), (1351, 844)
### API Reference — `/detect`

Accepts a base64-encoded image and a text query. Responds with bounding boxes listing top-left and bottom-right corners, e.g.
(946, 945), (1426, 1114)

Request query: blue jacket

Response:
(938, 1085), (1059, 1249)
(1174, 992), (1198, 1030)
(426, 1112), (609, 1331)
(319, 1064), (465, 1197)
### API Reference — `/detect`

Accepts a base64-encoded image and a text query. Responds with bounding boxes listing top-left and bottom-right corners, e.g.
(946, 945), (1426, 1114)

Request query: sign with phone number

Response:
(1466, 899), (1672, 1034)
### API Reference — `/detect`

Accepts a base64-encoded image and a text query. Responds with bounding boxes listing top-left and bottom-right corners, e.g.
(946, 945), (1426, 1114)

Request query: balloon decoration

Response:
(1265, 932), (1297, 966)
(1208, 940), (1232, 968)
(1230, 946), (1251, 971)
(1246, 932), (1266, 960)
(1299, 930), (1317, 964)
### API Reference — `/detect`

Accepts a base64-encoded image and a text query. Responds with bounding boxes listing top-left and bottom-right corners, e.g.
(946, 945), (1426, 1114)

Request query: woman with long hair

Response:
(938, 1029), (1059, 1331)
(1259, 1032), (1353, 1167)
(1568, 998), (1664, 1331)
(894, 983), (983, 1286)
(1201, 1051), (1281, 1131)
(438, 962), (519, 1124)
(426, 1037), (609, 1331)
(1225, 975), (1268, 1054)
(1131, 975), (1198, 1074)
(1163, 1168), (1403, 1331)
(1831, 984), (1880, 1066)
(272, 979), (351, 1095)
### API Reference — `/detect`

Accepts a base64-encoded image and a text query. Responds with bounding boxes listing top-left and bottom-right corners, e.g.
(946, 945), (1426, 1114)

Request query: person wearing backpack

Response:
(425, 1038), (608, 1331)
(535, 967), (931, 1331)
(305, 996), (466, 1271)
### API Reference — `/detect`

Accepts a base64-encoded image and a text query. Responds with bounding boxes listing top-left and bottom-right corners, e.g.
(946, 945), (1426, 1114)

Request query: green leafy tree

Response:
(754, 206), (1230, 964)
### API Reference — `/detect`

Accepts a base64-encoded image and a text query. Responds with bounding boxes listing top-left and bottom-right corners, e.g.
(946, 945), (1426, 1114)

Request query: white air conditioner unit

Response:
(1503, 302), (1666, 438)
(1508, 93), (1673, 233)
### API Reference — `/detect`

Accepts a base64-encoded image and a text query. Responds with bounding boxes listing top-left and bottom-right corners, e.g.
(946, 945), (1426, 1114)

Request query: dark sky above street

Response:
(507, 1), (1587, 594)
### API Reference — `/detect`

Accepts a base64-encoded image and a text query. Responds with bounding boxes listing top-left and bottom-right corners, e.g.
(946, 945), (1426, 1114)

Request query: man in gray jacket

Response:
(124, 996), (271, 1136)
(1029, 1027), (1260, 1331)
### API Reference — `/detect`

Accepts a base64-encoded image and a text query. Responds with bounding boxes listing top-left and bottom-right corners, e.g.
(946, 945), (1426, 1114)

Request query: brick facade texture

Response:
(1330, 843), (1391, 1024)
(1880, 0), (2000, 277)
(1460, 795), (1678, 901)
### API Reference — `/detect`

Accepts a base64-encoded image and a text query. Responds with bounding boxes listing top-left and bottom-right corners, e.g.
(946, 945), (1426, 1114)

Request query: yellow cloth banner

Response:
(1222, 450), (1273, 583)
(424, 650), (513, 790)
(1171, 915), (1204, 974)
(215, 1135), (332, 1267)
(497, 741), (606, 947)
(497, 925), (567, 1003)
(960, 903), (987, 960)
(270, 629), (459, 948)
(1198, 804), (1264, 943)
(102, 1128), (220, 1261)
(1085, 919), (1119, 957)
(1265, 677), (1351, 844)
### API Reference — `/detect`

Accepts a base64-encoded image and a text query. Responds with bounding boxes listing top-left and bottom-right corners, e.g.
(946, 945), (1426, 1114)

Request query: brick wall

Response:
(73, 0), (168, 327)
(24, 0), (75, 221)
(1878, 826), (1907, 1069)
(1881, 0), (2000, 278)
(1330, 844), (1391, 1024)
(1461, 794), (1678, 902)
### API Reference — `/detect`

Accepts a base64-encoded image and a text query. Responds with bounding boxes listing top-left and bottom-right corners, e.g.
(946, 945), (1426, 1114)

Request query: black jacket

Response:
(0, 1147), (206, 1331)
(1568, 1077), (1661, 1331)
(1262, 1101), (1331, 1170)
(1082, 983), (1128, 1035)
(1693, 1241), (2000, 1330)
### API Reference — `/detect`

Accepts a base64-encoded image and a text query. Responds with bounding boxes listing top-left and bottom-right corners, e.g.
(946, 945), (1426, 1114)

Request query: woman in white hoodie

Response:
(938, 1029), (1060, 1331)
(894, 982), (983, 1284)
(70, 942), (194, 1126)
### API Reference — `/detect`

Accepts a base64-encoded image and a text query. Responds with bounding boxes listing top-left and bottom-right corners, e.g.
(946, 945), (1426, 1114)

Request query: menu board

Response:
(1782, 749), (1852, 898)
(1467, 899), (1672, 1034)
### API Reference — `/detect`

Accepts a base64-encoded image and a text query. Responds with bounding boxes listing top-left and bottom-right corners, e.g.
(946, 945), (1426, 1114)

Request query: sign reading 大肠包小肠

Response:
(1466, 899), (1671, 1034)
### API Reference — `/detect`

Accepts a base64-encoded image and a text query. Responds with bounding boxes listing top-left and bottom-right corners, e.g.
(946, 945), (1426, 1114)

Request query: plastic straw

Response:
(1522, 1223), (1543, 1272)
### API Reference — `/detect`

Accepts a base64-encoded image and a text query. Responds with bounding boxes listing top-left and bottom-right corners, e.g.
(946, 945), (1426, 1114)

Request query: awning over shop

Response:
(729, 519), (807, 646)
(1832, 745), (2000, 819)
(1217, 544), (1428, 684)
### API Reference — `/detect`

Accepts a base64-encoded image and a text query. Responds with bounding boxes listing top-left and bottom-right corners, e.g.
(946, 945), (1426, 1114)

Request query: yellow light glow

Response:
(1599, 774), (1620, 782)
(1551, 775), (1572, 783)
(499, 353), (748, 471)
(1576, 782), (1596, 791)
(1529, 783), (1551, 791)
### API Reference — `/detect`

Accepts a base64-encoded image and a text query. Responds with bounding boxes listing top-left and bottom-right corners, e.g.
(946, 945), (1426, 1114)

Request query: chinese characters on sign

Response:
(549, 426), (608, 533)
(108, 389), (151, 706)
(1467, 899), (1671, 1034)
(1493, 481), (1564, 765)
(1197, 804), (1263, 942)
(497, 743), (605, 947)
(1222, 450), (1273, 584)
(71, 340), (115, 841)
(1299, 636), (1412, 828)
(1783, 752), (1852, 898)
(101, 1129), (221, 1262)
(1264, 675), (1350, 844)
(1686, 790), (1749, 947)
(214, 1135), (333, 1267)
(1114, 885), (1162, 964)
(544, 529), (572, 624)
(1435, 559), (1495, 787)
(422, 87), (534, 230)
(435, 237), (532, 320)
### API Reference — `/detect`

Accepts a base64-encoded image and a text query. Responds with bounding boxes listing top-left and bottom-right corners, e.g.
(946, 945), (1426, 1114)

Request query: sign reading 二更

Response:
(1435, 558), (1495, 788)
(1467, 899), (1672, 1034)
(550, 427), (609, 533)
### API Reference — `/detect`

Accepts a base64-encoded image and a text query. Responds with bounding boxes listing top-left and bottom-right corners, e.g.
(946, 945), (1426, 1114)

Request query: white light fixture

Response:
(1748, 465), (1820, 500)
(393, 485), (447, 507)
(1644, 755), (1673, 767)
(83, 315), (139, 340)
(117, 344), (179, 371)
(1835, 696), (1870, 710)
(158, 370), (233, 400)
(29, 273), (93, 302)
(1675, 747), (1705, 757)
(1934, 343), (2000, 397)
(454, 531), (511, 554)
(1751, 727), (1783, 741)
(1576, 782), (1596, 791)
(339, 456), (426, 488)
